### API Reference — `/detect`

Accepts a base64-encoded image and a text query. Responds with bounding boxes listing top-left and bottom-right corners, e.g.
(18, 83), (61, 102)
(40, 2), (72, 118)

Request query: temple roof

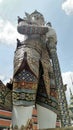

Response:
(0, 80), (12, 111)
(69, 88), (73, 121)
(0, 80), (6, 92)
(0, 80), (4, 86)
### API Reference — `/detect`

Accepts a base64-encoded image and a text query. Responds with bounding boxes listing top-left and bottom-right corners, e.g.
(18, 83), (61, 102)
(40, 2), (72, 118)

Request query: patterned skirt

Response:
(13, 45), (58, 114)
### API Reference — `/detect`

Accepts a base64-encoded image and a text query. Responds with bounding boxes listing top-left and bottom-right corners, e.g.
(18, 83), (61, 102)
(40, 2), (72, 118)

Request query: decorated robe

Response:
(13, 34), (58, 114)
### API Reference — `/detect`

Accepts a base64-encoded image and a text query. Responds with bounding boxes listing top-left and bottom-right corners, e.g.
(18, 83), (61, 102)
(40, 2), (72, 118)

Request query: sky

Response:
(0, 0), (73, 103)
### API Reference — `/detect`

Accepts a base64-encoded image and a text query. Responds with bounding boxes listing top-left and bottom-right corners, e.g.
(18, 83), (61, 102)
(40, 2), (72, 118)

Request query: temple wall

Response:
(0, 109), (12, 129)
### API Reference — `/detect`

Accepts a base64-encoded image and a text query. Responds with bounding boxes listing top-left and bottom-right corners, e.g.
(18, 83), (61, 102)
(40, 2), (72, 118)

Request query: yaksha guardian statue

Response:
(12, 10), (58, 129)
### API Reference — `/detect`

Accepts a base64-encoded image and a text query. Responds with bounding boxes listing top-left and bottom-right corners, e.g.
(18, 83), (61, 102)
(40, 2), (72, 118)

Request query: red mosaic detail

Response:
(13, 81), (37, 90)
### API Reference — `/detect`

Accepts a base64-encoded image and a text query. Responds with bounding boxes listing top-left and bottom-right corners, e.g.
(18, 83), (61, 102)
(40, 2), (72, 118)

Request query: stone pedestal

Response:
(40, 127), (73, 130)
(12, 126), (73, 130)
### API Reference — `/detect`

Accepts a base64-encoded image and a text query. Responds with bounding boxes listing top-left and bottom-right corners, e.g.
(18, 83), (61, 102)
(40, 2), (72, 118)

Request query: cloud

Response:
(0, 0), (3, 3)
(62, 0), (73, 15)
(62, 71), (73, 104)
(0, 18), (24, 46)
(0, 75), (5, 81)
(0, 75), (9, 84)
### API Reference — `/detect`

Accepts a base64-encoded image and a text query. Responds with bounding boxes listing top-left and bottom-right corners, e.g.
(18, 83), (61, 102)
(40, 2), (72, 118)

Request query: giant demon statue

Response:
(12, 10), (58, 129)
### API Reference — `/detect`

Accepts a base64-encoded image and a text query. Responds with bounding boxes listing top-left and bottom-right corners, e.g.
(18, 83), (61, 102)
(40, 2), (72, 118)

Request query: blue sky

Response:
(0, 0), (73, 103)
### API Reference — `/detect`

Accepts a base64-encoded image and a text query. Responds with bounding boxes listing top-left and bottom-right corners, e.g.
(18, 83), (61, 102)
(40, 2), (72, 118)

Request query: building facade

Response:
(0, 80), (12, 129)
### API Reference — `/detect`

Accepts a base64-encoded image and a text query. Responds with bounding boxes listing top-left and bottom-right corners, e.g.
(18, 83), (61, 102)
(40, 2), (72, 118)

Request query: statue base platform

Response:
(40, 127), (73, 130)
(12, 127), (73, 130)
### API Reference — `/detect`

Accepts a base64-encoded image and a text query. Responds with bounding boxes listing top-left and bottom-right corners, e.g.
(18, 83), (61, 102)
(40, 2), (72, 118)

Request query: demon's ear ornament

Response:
(25, 12), (30, 18)
(25, 12), (32, 22)
(16, 38), (21, 48)
(17, 16), (24, 23)
(46, 22), (52, 27)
